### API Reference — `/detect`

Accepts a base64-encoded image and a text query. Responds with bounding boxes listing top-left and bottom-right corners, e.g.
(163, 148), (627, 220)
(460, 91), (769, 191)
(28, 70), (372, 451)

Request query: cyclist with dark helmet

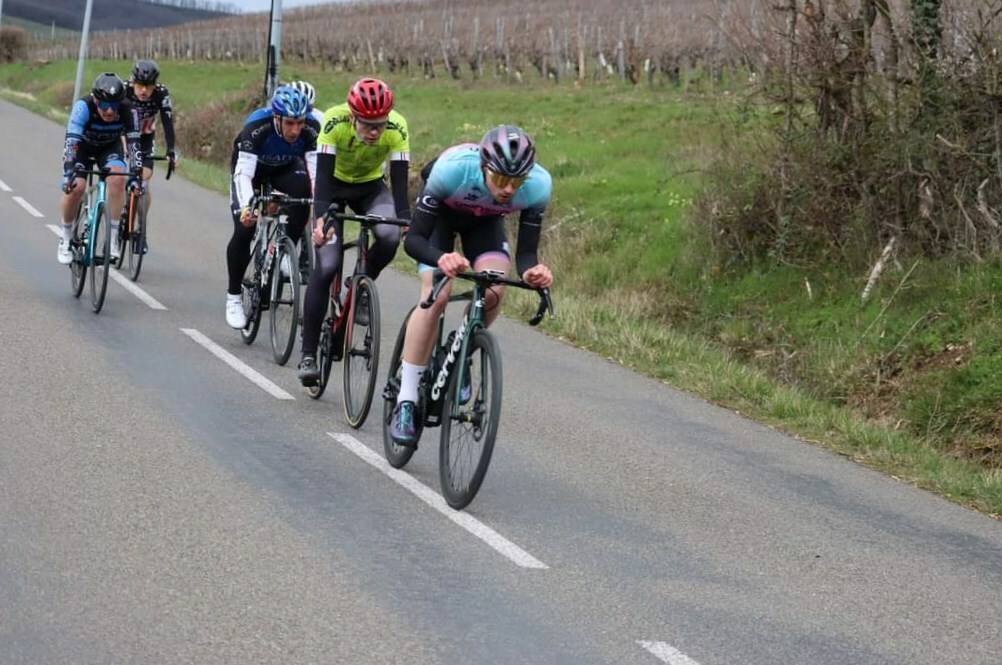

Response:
(388, 124), (553, 447)
(125, 59), (177, 254)
(297, 77), (411, 386)
(224, 84), (320, 330)
(57, 72), (142, 266)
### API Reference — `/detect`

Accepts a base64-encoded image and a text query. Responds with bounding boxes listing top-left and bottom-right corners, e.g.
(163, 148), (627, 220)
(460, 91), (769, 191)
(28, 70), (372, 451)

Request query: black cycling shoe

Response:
(390, 400), (418, 448)
(297, 355), (320, 387)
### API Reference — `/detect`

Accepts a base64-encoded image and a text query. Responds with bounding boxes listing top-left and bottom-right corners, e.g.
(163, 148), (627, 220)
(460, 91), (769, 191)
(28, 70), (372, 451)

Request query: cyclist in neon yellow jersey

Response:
(298, 77), (411, 386)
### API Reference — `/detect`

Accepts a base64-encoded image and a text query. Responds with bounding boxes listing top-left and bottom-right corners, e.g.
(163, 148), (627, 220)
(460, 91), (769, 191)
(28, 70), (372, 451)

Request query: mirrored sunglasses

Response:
(97, 100), (120, 111)
(485, 169), (527, 190)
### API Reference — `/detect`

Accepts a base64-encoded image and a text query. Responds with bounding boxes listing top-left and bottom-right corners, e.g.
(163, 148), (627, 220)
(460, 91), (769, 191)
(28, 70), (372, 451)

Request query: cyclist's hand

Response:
(312, 217), (335, 247)
(166, 149), (179, 168)
(522, 264), (553, 289)
(437, 252), (470, 278)
(61, 172), (76, 194)
(239, 206), (257, 227)
(127, 175), (145, 195)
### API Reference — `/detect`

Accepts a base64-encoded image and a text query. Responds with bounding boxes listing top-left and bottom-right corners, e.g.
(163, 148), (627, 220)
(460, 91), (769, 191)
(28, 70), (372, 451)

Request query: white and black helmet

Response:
(289, 80), (316, 106)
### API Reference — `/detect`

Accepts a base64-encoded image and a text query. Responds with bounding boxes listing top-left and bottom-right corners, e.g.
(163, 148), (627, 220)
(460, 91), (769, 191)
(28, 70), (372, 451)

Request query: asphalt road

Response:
(0, 97), (999, 665)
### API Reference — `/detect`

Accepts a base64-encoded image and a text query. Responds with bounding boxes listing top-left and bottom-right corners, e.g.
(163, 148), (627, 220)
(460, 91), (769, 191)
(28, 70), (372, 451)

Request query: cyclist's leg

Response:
(140, 134), (155, 203)
(224, 176), (260, 328)
(300, 225), (344, 359)
(354, 184), (401, 280)
(459, 216), (511, 327)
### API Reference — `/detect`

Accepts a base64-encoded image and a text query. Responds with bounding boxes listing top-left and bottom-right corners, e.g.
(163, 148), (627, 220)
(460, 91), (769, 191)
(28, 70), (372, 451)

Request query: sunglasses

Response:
(485, 169), (527, 190)
(97, 100), (120, 111)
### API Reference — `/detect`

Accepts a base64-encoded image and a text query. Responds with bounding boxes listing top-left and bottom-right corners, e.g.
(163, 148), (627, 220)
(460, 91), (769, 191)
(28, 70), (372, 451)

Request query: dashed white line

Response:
(13, 196), (43, 217)
(46, 224), (167, 310)
(638, 641), (703, 665)
(329, 431), (548, 570)
(0, 178), (11, 192)
(181, 328), (295, 400)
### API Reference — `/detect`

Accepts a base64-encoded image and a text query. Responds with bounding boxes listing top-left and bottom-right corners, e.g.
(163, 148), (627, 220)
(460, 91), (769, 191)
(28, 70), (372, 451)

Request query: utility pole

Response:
(72, 0), (95, 103)
(263, 0), (283, 100)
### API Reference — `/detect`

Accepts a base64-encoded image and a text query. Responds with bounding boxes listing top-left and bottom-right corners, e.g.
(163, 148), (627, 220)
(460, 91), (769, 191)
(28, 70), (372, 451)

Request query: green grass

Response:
(2, 59), (999, 517)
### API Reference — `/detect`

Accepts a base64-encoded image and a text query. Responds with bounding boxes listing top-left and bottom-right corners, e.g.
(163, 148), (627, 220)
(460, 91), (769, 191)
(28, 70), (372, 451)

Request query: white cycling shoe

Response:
(225, 295), (247, 329)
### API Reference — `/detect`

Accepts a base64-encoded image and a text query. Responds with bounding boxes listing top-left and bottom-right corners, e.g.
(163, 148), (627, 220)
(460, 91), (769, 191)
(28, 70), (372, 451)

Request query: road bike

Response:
(68, 167), (133, 314)
(117, 154), (174, 282)
(381, 269), (553, 509)
(239, 187), (312, 365)
(306, 208), (409, 430)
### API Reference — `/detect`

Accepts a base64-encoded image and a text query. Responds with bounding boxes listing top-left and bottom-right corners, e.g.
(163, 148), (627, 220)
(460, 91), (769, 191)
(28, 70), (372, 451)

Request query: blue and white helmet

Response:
(271, 85), (309, 119)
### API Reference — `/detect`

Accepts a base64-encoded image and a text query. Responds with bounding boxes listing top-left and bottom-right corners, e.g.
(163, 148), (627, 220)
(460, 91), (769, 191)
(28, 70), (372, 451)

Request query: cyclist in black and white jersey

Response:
(125, 59), (177, 254)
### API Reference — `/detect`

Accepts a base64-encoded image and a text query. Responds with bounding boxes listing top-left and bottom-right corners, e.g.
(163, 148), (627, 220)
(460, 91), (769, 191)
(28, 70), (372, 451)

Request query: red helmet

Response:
(347, 78), (394, 120)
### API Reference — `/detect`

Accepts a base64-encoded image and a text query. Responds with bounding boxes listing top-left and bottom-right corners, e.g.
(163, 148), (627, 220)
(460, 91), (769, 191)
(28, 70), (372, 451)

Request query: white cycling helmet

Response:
(289, 80), (316, 106)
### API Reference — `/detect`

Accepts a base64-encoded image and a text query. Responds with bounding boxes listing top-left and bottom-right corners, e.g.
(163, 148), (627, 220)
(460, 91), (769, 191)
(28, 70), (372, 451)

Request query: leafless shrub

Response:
(1, 27), (29, 63)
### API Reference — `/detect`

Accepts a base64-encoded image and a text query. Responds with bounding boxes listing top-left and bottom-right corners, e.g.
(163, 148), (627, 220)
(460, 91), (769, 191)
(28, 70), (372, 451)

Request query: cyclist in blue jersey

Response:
(224, 85), (320, 329)
(389, 125), (553, 447)
(57, 72), (142, 265)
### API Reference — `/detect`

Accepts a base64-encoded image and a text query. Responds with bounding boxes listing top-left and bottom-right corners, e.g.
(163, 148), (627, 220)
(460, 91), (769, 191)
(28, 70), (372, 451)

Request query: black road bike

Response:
(239, 187), (313, 365)
(117, 154), (174, 282)
(307, 208), (409, 430)
(381, 270), (553, 510)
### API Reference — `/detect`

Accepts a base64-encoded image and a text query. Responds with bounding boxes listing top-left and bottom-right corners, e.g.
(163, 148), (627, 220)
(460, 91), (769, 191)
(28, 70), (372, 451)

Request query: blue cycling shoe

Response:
(390, 400), (418, 448)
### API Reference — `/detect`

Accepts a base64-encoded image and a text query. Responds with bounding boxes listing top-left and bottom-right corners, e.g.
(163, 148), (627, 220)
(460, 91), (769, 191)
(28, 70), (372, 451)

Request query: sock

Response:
(397, 360), (423, 404)
(227, 292), (241, 302)
(61, 222), (73, 242)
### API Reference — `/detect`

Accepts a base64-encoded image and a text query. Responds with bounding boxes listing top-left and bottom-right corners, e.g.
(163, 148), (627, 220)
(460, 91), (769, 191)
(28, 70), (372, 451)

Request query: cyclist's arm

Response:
(403, 191), (445, 266)
(389, 159), (410, 220)
(312, 150), (336, 221)
(158, 85), (176, 153)
(62, 100), (88, 174)
(513, 207), (546, 277)
(233, 150), (258, 211)
(304, 117), (320, 197)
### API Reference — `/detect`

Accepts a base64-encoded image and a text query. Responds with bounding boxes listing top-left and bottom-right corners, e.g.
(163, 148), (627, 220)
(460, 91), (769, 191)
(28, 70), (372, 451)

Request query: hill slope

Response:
(4, 0), (232, 33)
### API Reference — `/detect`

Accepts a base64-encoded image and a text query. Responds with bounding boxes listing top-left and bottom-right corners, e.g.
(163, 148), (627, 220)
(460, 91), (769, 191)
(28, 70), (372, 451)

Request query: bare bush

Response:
(1, 27), (29, 63)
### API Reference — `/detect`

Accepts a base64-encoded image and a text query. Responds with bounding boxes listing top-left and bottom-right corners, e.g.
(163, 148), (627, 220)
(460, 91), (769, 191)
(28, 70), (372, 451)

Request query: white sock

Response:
(227, 292), (241, 302)
(61, 222), (73, 242)
(397, 360), (424, 404)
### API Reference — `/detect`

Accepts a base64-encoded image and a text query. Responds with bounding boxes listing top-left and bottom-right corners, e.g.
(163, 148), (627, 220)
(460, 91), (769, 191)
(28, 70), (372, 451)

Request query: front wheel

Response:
(382, 306), (418, 469)
(439, 328), (503, 510)
(342, 276), (380, 429)
(70, 205), (88, 298)
(89, 202), (111, 314)
(269, 237), (301, 365)
(240, 239), (264, 345)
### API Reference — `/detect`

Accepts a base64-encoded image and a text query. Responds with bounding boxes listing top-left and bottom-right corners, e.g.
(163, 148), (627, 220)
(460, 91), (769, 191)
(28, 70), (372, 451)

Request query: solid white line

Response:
(329, 431), (548, 570)
(181, 328), (295, 401)
(47, 224), (168, 310)
(0, 178), (11, 192)
(638, 641), (703, 665)
(13, 196), (43, 217)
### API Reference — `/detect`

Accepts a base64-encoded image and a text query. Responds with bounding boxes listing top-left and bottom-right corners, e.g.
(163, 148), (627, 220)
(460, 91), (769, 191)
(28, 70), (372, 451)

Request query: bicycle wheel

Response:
(127, 192), (147, 282)
(342, 276), (380, 429)
(70, 205), (88, 298)
(240, 239), (264, 345)
(269, 237), (301, 365)
(382, 307), (418, 469)
(89, 202), (111, 314)
(439, 328), (503, 510)
(307, 321), (333, 400)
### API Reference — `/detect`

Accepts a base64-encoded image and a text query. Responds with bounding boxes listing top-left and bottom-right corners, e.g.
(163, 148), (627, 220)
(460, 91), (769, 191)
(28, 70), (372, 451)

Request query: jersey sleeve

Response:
(62, 99), (89, 172)
(158, 85), (176, 151)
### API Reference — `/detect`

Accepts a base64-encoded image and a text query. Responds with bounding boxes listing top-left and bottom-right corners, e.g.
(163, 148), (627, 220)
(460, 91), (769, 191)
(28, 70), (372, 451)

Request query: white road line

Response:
(0, 178), (11, 192)
(13, 196), (43, 217)
(181, 328), (295, 400)
(638, 641), (704, 665)
(329, 431), (548, 570)
(46, 224), (167, 310)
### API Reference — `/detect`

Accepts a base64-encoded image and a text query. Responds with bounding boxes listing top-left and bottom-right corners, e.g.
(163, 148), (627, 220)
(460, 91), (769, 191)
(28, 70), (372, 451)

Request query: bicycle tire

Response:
(307, 323), (332, 400)
(439, 328), (503, 510)
(70, 204), (88, 298)
(90, 202), (111, 314)
(240, 238), (264, 345)
(128, 192), (147, 282)
(269, 237), (301, 365)
(342, 276), (380, 429)
(382, 306), (418, 469)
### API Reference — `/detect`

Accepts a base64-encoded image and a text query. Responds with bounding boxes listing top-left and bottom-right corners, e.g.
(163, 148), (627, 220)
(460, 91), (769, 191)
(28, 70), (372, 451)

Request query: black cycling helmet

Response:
(479, 125), (536, 178)
(92, 72), (127, 103)
(131, 59), (160, 85)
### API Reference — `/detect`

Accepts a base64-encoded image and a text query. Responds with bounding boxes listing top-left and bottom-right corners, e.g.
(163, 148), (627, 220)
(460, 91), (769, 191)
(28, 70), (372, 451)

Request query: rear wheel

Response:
(382, 307), (418, 469)
(439, 328), (503, 510)
(240, 239), (264, 345)
(70, 204), (88, 298)
(342, 276), (380, 429)
(269, 237), (301, 365)
(89, 202), (111, 314)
